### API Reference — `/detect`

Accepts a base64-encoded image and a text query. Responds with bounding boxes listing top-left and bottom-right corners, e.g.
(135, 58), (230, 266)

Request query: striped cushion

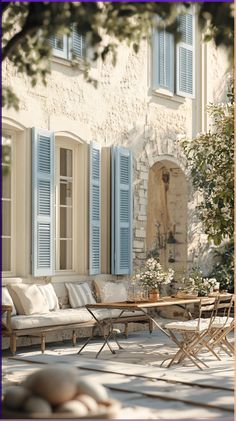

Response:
(38, 284), (59, 311)
(66, 283), (96, 308)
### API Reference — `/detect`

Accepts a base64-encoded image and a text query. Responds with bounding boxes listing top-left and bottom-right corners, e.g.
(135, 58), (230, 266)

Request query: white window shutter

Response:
(111, 146), (133, 275)
(176, 10), (195, 98)
(70, 25), (84, 59)
(89, 141), (101, 275)
(49, 34), (68, 59)
(32, 128), (55, 276)
(152, 28), (174, 92)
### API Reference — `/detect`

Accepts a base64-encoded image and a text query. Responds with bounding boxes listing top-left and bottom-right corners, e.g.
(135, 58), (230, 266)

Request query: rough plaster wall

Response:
(2, 35), (231, 351)
(3, 38), (230, 279)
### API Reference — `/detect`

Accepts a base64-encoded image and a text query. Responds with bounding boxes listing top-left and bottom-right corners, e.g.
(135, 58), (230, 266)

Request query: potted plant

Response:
(133, 258), (174, 302)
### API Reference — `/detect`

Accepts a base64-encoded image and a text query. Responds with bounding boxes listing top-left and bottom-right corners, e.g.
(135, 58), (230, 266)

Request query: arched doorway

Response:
(146, 160), (188, 276)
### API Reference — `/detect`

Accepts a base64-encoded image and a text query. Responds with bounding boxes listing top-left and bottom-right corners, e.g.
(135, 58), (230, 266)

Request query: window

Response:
(49, 25), (85, 60)
(2, 133), (14, 274)
(152, 10), (195, 98)
(56, 145), (74, 271)
(31, 128), (133, 277)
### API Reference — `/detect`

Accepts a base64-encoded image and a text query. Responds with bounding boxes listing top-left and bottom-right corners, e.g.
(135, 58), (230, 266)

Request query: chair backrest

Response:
(215, 294), (234, 321)
(197, 297), (218, 330)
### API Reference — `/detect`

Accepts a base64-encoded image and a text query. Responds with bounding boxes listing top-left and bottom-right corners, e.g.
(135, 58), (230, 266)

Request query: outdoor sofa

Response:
(2, 278), (153, 354)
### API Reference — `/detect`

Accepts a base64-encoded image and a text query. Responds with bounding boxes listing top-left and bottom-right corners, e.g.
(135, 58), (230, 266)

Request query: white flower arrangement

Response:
(181, 268), (218, 296)
(133, 258), (174, 291)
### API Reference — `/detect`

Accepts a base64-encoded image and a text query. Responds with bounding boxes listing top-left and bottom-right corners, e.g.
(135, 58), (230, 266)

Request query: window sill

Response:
(55, 270), (76, 276)
(51, 56), (84, 68)
(152, 88), (186, 104)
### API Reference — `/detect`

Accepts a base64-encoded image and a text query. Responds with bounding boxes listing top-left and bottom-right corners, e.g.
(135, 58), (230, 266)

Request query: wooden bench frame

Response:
(2, 305), (153, 354)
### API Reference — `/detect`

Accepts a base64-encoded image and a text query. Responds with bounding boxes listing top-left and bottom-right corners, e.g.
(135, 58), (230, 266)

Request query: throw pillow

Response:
(7, 284), (50, 315)
(7, 285), (26, 315)
(94, 279), (128, 303)
(2, 287), (17, 315)
(38, 284), (59, 311)
(65, 283), (96, 308)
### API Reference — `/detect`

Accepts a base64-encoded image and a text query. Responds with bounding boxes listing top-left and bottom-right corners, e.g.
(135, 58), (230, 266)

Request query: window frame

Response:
(51, 28), (85, 61)
(55, 138), (77, 274)
(2, 130), (16, 276)
(152, 8), (195, 99)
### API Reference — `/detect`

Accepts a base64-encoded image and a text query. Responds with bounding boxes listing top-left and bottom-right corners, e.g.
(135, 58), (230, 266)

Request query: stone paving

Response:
(2, 329), (234, 419)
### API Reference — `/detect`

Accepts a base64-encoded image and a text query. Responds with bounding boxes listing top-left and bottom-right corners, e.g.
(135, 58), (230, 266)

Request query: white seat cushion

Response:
(11, 308), (94, 330)
(212, 316), (234, 328)
(164, 319), (210, 332)
(93, 309), (147, 321)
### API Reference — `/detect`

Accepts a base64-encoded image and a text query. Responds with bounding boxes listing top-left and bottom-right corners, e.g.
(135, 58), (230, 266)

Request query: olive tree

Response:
(180, 83), (234, 291)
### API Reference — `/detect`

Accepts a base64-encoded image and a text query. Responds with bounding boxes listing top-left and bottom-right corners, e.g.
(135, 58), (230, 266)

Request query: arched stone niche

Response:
(146, 159), (188, 276)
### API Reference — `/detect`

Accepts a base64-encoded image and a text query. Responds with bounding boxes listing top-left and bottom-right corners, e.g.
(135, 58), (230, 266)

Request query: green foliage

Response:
(2, 2), (234, 110)
(180, 83), (234, 245)
(208, 240), (234, 292)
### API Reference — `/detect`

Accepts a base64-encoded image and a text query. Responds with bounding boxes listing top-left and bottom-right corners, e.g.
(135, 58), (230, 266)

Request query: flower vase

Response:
(149, 288), (160, 302)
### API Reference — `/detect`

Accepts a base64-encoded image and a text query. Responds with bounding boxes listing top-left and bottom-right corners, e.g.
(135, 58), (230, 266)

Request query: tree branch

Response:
(2, 26), (34, 61)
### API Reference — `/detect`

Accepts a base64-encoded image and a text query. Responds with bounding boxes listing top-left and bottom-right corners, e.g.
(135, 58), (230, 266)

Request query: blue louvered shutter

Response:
(89, 142), (101, 275)
(49, 34), (68, 59)
(32, 128), (55, 276)
(176, 10), (195, 98)
(152, 28), (174, 92)
(111, 147), (133, 275)
(70, 25), (84, 59)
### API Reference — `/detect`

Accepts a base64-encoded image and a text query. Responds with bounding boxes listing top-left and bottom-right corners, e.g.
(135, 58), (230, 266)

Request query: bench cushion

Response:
(93, 309), (147, 320)
(11, 308), (95, 330)
(10, 308), (147, 330)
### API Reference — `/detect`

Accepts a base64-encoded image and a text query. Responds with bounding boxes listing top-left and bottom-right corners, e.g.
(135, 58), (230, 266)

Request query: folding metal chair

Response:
(161, 297), (218, 370)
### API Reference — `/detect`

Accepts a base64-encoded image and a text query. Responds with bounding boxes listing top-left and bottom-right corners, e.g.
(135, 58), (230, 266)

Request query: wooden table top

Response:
(86, 294), (231, 310)
(86, 297), (201, 310)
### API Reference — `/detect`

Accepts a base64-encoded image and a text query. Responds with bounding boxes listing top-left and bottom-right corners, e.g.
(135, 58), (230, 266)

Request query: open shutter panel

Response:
(32, 128), (55, 276)
(111, 147), (133, 275)
(89, 142), (101, 275)
(152, 28), (174, 92)
(71, 25), (84, 59)
(176, 11), (195, 98)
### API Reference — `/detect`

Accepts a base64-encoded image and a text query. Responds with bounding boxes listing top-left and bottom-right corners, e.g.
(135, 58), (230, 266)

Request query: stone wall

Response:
(3, 34), (230, 282)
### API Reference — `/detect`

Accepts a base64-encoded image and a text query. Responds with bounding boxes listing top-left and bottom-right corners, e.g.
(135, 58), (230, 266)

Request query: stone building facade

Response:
(2, 13), (230, 285)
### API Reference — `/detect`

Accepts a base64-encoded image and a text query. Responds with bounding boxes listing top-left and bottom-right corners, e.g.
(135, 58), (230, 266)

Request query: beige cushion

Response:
(94, 279), (128, 303)
(2, 287), (17, 315)
(7, 285), (26, 315)
(212, 316), (234, 328)
(11, 308), (94, 330)
(94, 309), (147, 320)
(164, 319), (210, 332)
(66, 283), (96, 308)
(7, 284), (50, 315)
(38, 284), (59, 311)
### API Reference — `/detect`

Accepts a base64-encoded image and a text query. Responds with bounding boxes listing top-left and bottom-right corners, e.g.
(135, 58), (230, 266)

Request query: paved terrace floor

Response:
(2, 327), (234, 419)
